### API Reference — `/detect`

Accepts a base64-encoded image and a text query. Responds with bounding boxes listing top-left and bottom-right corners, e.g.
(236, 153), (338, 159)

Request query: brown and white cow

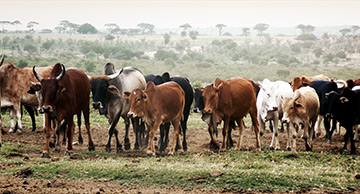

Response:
(124, 81), (185, 156)
(33, 63), (94, 158)
(0, 55), (53, 133)
(282, 86), (319, 151)
(290, 74), (330, 91)
(201, 77), (261, 151)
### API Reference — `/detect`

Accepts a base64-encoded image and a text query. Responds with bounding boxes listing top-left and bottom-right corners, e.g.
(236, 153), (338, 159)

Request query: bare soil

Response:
(1, 123), (360, 194)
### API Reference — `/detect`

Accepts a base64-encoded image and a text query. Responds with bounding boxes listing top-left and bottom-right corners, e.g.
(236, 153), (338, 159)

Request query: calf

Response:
(282, 87), (319, 151)
(201, 77), (261, 151)
(290, 74), (330, 91)
(125, 81), (185, 156)
(326, 88), (360, 154)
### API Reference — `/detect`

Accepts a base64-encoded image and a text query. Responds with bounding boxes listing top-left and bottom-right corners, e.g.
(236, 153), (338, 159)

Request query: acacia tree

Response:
(27, 21), (39, 33)
(163, 33), (171, 46)
(339, 28), (351, 37)
(296, 24), (315, 34)
(137, 23), (155, 34)
(0, 21), (11, 32)
(253, 23), (269, 36)
(351, 25), (360, 35)
(189, 31), (199, 41)
(179, 23), (192, 37)
(215, 24), (226, 36)
(11, 20), (21, 33)
(104, 23), (119, 34)
(77, 23), (97, 34)
(242, 27), (250, 37)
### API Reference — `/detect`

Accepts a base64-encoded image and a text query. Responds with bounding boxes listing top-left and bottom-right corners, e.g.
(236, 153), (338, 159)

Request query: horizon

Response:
(0, 0), (359, 32)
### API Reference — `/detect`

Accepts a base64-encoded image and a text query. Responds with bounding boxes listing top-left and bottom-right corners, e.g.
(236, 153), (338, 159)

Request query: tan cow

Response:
(282, 86), (320, 151)
(125, 81), (185, 156)
(290, 74), (330, 91)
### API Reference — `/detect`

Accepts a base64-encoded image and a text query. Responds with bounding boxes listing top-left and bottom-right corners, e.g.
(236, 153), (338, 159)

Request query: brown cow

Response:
(201, 77), (261, 151)
(282, 86), (319, 151)
(124, 81), (185, 156)
(0, 55), (53, 132)
(33, 63), (94, 158)
(290, 74), (330, 91)
(346, 78), (360, 89)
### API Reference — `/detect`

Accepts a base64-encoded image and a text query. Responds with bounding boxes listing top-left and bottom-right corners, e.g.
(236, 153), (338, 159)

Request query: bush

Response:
(17, 59), (28, 67)
(295, 34), (318, 41)
(105, 34), (115, 41)
(335, 51), (346, 59)
(154, 49), (178, 61)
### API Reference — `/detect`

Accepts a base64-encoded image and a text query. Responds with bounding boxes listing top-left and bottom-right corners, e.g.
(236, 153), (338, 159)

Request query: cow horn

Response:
(33, 66), (43, 82)
(107, 68), (124, 81)
(0, 54), (4, 66)
(56, 64), (66, 81)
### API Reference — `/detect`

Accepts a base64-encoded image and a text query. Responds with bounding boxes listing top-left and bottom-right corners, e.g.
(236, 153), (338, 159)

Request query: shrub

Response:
(154, 49), (178, 61)
(17, 59), (28, 67)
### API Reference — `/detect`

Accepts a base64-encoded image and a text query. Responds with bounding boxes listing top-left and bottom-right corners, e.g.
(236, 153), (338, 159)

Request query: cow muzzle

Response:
(193, 107), (201, 113)
(127, 112), (137, 118)
(325, 113), (333, 119)
(42, 106), (53, 113)
(204, 108), (213, 114)
(92, 101), (103, 109)
(282, 118), (290, 124)
(38, 107), (45, 114)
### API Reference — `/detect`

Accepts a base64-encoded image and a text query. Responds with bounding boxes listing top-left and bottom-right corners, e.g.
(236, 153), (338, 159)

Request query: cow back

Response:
(310, 80), (338, 115)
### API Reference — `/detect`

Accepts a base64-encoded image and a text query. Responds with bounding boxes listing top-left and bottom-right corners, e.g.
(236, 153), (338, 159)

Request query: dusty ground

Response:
(1, 123), (360, 194)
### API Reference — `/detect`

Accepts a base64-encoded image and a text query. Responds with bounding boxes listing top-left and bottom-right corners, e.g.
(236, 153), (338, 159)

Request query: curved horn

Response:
(107, 68), (124, 81)
(33, 66), (43, 82)
(56, 64), (66, 81)
(0, 54), (4, 67)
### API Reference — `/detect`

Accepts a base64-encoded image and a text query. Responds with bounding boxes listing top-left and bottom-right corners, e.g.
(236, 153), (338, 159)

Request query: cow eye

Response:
(137, 98), (141, 102)
(267, 94), (270, 98)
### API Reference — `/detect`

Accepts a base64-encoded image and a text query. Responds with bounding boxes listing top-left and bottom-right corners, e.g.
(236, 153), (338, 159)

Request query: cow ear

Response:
(146, 82), (155, 91)
(123, 91), (131, 98)
(214, 78), (223, 86)
(199, 88), (204, 94)
(108, 85), (120, 94)
(28, 81), (41, 94)
(216, 83), (224, 92)
(294, 102), (303, 109)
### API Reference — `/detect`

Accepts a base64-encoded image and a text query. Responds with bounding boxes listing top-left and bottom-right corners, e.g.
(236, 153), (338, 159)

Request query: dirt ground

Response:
(1, 123), (360, 194)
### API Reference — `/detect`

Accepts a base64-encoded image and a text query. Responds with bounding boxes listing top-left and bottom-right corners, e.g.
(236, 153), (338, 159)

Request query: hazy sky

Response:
(0, 0), (359, 30)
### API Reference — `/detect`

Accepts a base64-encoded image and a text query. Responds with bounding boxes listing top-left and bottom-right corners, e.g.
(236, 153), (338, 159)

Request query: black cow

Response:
(90, 63), (146, 153)
(310, 80), (339, 142)
(326, 88), (360, 154)
(144, 72), (193, 152)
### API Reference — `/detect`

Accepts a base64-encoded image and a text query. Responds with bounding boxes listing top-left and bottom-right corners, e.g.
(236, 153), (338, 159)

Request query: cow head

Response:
(282, 93), (305, 125)
(201, 80), (224, 114)
(193, 87), (205, 113)
(124, 87), (149, 118)
(290, 76), (303, 91)
(33, 63), (66, 113)
(258, 79), (278, 121)
(89, 69), (123, 115)
(27, 81), (44, 113)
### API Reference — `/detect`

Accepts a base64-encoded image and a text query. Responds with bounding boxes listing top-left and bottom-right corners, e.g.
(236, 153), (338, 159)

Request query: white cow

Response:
(257, 79), (294, 150)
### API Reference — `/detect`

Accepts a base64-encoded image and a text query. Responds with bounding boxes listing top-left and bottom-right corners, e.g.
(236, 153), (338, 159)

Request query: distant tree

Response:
(351, 25), (360, 35)
(296, 24), (315, 34)
(339, 28), (351, 37)
(68, 23), (79, 35)
(77, 23), (97, 34)
(54, 26), (66, 33)
(242, 27), (250, 37)
(163, 33), (171, 46)
(179, 23), (192, 37)
(189, 30), (199, 41)
(11, 20), (21, 33)
(104, 23), (119, 34)
(296, 24), (306, 34)
(58, 20), (70, 33)
(137, 23), (155, 34)
(0, 21), (11, 32)
(215, 24), (226, 36)
(105, 34), (115, 41)
(253, 23), (269, 36)
(40, 29), (52, 34)
(27, 21), (39, 33)
(128, 28), (141, 36)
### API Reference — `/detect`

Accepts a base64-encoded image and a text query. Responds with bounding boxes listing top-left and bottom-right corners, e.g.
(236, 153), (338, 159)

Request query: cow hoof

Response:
(105, 147), (111, 153)
(32, 128), (36, 132)
(79, 137), (84, 145)
(116, 148), (123, 154)
(287, 147), (292, 151)
(55, 148), (60, 153)
(147, 153), (154, 158)
(9, 128), (15, 133)
(88, 146), (95, 151)
(124, 143), (131, 150)
(168, 152), (174, 156)
(260, 131), (264, 136)
(62, 141), (66, 146)
(269, 147), (274, 151)
(65, 151), (73, 156)
(276, 148), (281, 151)
(134, 145), (140, 150)
(41, 153), (50, 158)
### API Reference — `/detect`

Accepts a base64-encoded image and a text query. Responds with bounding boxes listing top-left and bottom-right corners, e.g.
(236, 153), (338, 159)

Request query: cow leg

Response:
(270, 115), (280, 150)
(323, 117), (331, 142)
(314, 115), (323, 138)
(14, 105), (22, 132)
(354, 125), (359, 141)
(169, 118), (182, 155)
(250, 109), (261, 151)
(159, 123), (168, 153)
(327, 118), (337, 143)
(113, 128), (122, 153)
(41, 114), (52, 158)
(24, 106), (36, 132)
(146, 121), (161, 157)
(65, 117), (75, 156)
(235, 118), (245, 151)
(291, 123), (297, 151)
(54, 120), (62, 152)
(349, 127), (356, 154)
(77, 113), (83, 145)
(106, 113), (121, 153)
(285, 122), (291, 151)
(83, 109), (94, 151)
(9, 108), (16, 132)
(131, 117), (141, 150)
(226, 121), (234, 149)
(303, 122), (312, 151)
(179, 116), (188, 152)
(221, 117), (230, 150)
(269, 120), (273, 133)
(61, 121), (67, 145)
(124, 117), (131, 150)
(208, 123), (220, 151)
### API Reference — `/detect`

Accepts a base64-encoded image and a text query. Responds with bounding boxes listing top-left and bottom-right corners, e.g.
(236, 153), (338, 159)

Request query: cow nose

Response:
(325, 113), (333, 119)
(193, 107), (200, 113)
(43, 106), (51, 113)
(282, 118), (289, 123)
(204, 108), (212, 114)
(273, 107), (278, 111)
(127, 112), (134, 118)
(38, 108), (44, 114)
(93, 102), (100, 109)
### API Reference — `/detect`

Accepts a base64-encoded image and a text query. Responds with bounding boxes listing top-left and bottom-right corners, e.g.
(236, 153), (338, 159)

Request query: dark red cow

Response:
(201, 77), (261, 151)
(33, 63), (94, 158)
(125, 82), (185, 156)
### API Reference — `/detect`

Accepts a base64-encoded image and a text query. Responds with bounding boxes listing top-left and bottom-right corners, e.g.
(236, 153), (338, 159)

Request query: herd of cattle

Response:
(0, 54), (359, 157)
